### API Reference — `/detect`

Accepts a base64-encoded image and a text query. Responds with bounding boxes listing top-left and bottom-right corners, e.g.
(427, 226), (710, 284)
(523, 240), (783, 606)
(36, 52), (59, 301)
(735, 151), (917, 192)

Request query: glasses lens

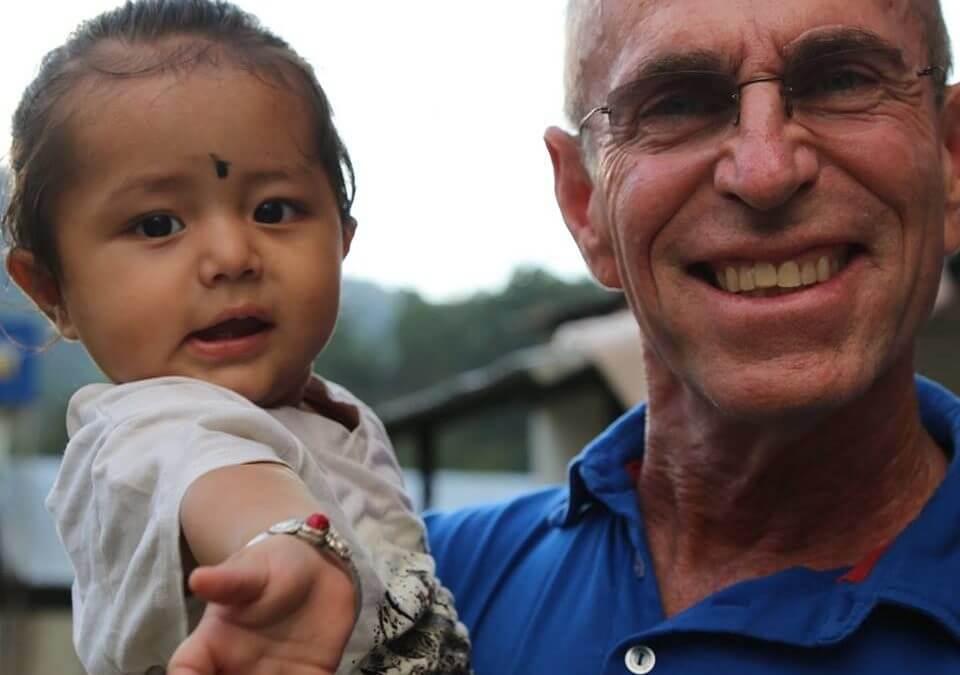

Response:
(606, 71), (737, 147)
(785, 48), (905, 116)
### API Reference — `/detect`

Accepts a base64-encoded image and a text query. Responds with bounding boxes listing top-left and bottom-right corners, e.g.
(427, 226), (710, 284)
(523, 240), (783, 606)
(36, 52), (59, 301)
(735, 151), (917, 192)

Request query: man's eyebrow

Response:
(785, 28), (907, 67)
(627, 49), (730, 80)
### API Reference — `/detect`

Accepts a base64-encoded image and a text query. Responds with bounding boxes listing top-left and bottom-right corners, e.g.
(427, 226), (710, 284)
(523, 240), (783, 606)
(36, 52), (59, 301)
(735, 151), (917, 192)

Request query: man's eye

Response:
(796, 67), (879, 100)
(253, 199), (300, 224)
(643, 92), (728, 118)
(815, 70), (873, 92)
(133, 214), (185, 238)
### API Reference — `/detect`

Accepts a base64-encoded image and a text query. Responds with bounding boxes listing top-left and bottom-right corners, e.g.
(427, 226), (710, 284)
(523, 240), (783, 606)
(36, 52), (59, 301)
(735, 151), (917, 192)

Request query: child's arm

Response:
(167, 462), (356, 674)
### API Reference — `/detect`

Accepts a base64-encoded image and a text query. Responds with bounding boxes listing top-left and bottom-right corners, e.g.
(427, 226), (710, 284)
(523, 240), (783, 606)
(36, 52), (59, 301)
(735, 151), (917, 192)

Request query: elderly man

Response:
(425, 1), (960, 673)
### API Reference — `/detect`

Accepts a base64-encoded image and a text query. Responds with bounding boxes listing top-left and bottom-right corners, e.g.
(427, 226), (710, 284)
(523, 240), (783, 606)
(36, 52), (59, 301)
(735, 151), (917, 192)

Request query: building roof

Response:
(378, 309), (647, 433)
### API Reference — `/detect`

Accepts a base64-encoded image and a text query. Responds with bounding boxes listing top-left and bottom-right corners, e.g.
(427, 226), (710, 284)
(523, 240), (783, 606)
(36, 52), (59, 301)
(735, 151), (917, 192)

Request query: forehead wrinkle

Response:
(877, 0), (914, 21)
(574, 0), (934, 106)
(874, 0), (928, 52)
(588, 3), (652, 101)
(872, 0), (933, 59)
(608, 38), (745, 101)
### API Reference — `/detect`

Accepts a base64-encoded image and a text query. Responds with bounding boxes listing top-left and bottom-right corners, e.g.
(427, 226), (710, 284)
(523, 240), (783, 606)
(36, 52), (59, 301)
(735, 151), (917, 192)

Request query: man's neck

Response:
(638, 355), (949, 617)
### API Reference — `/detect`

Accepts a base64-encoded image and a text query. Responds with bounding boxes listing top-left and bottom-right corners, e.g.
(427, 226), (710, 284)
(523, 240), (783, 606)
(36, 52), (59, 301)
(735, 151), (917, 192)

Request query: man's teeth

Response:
(716, 255), (843, 294)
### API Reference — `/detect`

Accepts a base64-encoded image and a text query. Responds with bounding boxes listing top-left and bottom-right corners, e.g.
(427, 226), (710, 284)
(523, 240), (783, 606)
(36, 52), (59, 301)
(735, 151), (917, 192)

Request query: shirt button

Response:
(624, 645), (656, 674)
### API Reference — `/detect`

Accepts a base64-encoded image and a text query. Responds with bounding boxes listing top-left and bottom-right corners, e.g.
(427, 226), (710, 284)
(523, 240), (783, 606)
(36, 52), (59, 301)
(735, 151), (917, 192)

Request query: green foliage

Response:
(316, 266), (614, 471)
(318, 266), (611, 406)
(316, 314), (392, 400)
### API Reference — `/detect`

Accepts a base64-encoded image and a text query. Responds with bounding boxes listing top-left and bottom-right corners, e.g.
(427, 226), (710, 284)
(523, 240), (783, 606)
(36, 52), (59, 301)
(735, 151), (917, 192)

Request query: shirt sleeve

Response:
(47, 378), (304, 675)
(318, 379), (424, 551)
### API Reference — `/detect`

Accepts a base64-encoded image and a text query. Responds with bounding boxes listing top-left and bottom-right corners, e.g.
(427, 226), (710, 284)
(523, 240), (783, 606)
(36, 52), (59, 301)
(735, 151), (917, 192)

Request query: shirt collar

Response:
(557, 402), (648, 527)
(861, 376), (960, 639)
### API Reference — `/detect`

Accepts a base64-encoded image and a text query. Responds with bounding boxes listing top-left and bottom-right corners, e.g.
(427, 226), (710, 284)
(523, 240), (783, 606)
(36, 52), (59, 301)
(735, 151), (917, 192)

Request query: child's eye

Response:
(253, 199), (300, 224)
(133, 214), (185, 238)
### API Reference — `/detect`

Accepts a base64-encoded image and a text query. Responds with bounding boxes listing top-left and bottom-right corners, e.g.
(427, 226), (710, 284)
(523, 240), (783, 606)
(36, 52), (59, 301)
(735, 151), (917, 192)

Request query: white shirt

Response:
(47, 376), (470, 675)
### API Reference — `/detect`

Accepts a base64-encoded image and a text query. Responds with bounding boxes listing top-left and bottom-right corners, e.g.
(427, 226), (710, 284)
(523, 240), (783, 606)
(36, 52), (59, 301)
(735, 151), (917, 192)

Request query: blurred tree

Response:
(317, 266), (611, 406)
(316, 267), (615, 471)
(317, 311), (390, 401)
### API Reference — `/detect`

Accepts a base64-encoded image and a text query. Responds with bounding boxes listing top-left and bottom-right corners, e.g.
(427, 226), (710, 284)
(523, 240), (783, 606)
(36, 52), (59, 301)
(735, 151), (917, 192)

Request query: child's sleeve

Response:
(46, 378), (304, 675)
(316, 380), (473, 674)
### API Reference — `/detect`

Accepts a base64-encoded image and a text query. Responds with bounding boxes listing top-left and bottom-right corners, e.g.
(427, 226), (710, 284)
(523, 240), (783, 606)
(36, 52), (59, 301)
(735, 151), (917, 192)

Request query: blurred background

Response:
(1, 1), (960, 672)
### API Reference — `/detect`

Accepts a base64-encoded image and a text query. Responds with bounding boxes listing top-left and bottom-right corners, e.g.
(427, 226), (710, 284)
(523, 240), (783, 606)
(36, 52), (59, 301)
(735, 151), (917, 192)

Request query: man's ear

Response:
(6, 249), (78, 340)
(941, 84), (960, 255)
(544, 126), (621, 288)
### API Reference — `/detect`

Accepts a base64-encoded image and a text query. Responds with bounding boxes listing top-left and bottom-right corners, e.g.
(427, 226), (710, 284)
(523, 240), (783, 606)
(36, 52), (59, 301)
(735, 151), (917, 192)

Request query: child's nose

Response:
(198, 220), (263, 286)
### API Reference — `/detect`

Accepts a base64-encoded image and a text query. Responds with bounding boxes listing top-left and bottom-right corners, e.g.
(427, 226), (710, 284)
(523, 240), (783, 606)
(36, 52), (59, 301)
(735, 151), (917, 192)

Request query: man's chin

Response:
(690, 358), (880, 426)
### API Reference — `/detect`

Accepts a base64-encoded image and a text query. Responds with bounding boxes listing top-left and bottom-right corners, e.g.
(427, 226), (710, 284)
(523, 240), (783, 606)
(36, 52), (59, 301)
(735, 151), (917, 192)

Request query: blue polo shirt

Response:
(425, 378), (960, 674)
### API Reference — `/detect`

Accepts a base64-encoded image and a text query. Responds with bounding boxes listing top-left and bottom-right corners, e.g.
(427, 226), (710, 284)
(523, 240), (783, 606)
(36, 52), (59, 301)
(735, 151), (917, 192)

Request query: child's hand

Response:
(167, 533), (356, 675)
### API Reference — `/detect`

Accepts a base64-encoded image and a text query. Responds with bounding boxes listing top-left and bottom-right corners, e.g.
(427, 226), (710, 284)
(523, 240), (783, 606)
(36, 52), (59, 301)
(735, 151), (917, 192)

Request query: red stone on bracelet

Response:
(306, 513), (330, 531)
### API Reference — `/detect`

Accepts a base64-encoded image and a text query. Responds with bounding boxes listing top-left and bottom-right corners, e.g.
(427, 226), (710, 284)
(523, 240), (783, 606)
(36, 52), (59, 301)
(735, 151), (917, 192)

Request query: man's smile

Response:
(669, 239), (885, 336)
(700, 245), (859, 297)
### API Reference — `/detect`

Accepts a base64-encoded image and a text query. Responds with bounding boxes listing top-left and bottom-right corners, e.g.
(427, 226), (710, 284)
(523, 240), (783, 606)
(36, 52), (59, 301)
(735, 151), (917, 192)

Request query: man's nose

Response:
(198, 219), (262, 286)
(713, 83), (819, 212)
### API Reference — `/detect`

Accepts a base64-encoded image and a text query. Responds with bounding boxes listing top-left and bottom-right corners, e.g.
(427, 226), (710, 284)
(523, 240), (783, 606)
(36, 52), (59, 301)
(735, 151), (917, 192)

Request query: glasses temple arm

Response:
(578, 105), (612, 134)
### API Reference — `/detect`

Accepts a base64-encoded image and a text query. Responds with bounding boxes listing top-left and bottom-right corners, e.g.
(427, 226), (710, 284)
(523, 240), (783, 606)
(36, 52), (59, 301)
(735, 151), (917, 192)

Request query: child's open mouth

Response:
(189, 317), (273, 342)
(185, 316), (274, 361)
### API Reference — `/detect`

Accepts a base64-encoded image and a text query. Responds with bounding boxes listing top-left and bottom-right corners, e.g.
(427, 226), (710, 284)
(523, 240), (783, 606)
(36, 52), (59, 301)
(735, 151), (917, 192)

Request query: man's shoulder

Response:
(425, 486), (569, 564)
(917, 376), (960, 455)
(425, 484), (568, 531)
(423, 484), (648, 675)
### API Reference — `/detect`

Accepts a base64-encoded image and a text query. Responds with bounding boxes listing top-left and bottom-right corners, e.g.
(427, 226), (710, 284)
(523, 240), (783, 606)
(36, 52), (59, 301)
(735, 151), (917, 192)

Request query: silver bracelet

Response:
(246, 512), (352, 562)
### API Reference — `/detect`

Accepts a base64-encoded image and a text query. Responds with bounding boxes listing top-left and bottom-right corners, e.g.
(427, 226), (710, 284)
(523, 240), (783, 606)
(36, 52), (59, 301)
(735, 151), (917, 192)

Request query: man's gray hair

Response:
(563, 0), (606, 129)
(563, 0), (953, 128)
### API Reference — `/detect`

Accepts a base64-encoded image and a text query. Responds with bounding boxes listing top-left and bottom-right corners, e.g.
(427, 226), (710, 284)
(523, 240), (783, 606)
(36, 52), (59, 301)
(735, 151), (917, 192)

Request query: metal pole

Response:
(416, 425), (435, 510)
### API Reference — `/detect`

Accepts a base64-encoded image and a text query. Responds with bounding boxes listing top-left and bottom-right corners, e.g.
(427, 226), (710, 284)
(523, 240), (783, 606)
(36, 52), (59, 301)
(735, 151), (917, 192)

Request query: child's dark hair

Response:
(2, 0), (355, 282)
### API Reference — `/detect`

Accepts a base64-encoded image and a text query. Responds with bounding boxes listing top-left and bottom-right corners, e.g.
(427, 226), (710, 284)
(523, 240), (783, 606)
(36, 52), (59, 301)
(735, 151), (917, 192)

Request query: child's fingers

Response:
(167, 635), (215, 675)
(188, 552), (269, 606)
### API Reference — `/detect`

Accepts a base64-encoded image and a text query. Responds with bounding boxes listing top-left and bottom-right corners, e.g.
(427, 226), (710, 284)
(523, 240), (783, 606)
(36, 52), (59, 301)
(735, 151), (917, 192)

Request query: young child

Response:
(2, 1), (471, 673)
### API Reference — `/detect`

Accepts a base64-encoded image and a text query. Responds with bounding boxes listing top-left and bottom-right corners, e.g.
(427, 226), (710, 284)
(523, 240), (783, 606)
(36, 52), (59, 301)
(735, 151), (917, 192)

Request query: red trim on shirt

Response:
(838, 543), (890, 583)
(625, 460), (643, 483)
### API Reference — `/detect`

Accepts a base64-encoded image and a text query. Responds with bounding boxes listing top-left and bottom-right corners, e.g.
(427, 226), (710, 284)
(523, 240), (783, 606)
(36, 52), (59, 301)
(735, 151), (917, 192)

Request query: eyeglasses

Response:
(579, 48), (945, 151)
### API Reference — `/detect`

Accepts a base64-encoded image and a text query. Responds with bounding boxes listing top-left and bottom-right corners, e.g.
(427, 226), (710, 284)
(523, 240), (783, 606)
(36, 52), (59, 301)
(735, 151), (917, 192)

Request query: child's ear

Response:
(341, 217), (356, 258)
(6, 249), (78, 340)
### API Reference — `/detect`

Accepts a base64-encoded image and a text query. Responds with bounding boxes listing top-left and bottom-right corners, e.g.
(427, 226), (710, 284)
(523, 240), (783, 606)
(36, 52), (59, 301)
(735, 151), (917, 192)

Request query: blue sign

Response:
(0, 317), (41, 407)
